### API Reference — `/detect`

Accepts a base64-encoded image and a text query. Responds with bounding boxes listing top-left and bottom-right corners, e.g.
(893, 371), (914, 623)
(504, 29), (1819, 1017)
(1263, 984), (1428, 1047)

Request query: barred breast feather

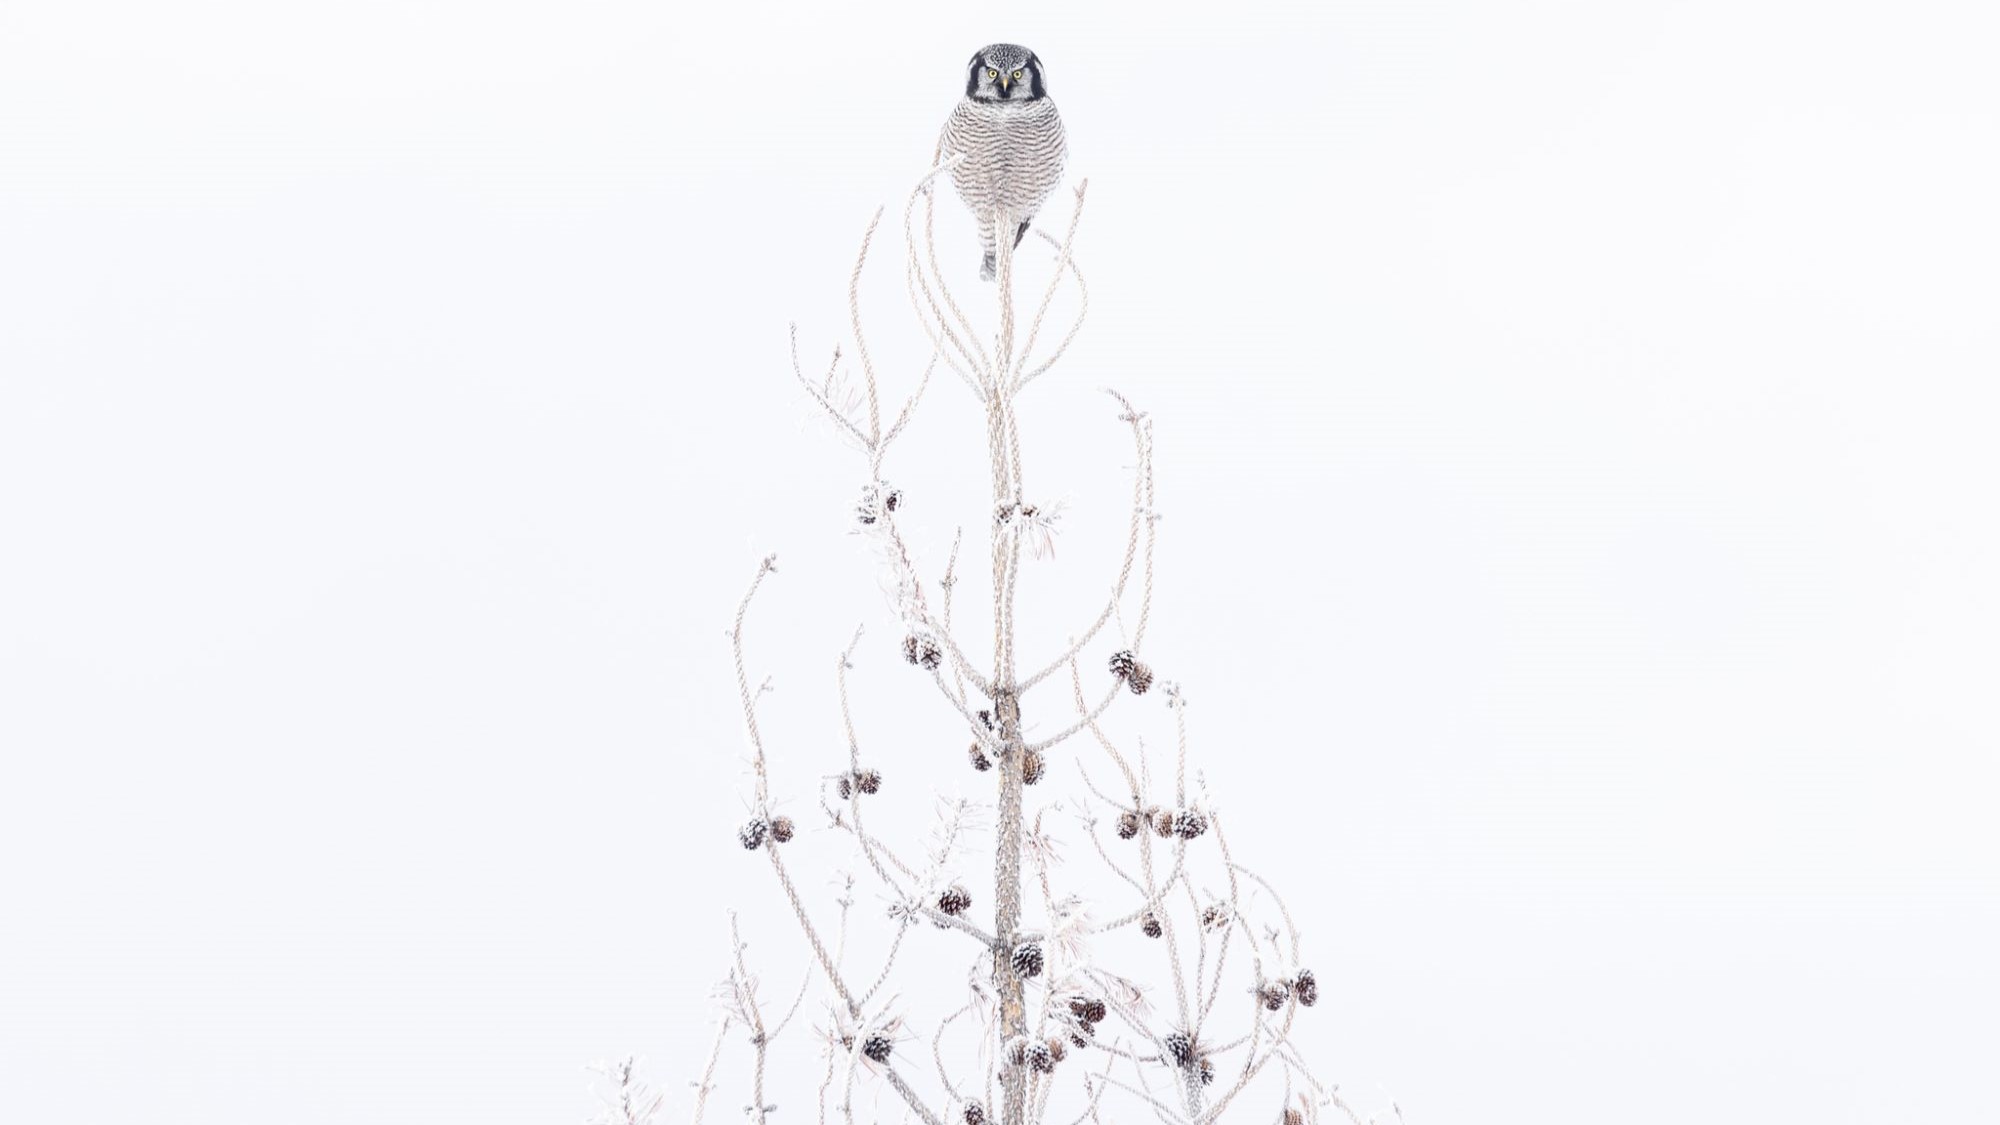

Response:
(938, 96), (1067, 268)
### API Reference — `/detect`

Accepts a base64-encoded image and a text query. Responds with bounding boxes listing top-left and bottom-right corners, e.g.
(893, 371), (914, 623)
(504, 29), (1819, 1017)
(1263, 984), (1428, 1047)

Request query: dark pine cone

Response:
(1283, 1109), (1305, 1125)
(862, 1033), (893, 1063)
(856, 768), (882, 795)
(1141, 912), (1163, 939)
(938, 884), (972, 916)
(1069, 996), (1107, 1025)
(1010, 942), (1044, 979)
(1109, 650), (1138, 679)
(1199, 1057), (1215, 1086)
(902, 634), (942, 670)
(1153, 810), (1176, 838)
(1163, 1031), (1194, 1068)
(1258, 979), (1291, 1011)
(963, 1102), (986, 1125)
(1116, 810), (1141, 839)
(1294, 968), (1318, 1007)
(738, 818), (769, 850)
(1201, 902), (1232, 931)
(968, 741), (992, 771)
(1173, 809), (1208, 839)
(1026, 1040), (1055, 1073)
(769, 815), (795, 843)
(1126, 662), (1154, 695)
(884, 489), (902, 512)
(1021, 748), (1045, 785)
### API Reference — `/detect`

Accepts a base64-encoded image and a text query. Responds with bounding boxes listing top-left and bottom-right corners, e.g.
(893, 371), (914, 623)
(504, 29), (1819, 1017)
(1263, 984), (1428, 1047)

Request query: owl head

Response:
(966, 44), (1047, 102)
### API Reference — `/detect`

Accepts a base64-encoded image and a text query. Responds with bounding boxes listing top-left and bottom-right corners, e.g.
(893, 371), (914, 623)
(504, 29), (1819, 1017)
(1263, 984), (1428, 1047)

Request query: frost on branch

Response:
(630, 160), (1376, 1125)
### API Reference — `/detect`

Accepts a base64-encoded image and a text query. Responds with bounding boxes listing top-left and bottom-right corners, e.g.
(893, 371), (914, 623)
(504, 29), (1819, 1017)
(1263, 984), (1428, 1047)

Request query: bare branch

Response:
(790, 325), (872, 449)
(731, 555), (779, 807)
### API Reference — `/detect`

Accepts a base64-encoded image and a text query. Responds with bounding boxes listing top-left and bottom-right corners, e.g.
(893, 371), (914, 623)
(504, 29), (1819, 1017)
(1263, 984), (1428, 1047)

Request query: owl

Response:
(936, 43), (1068, 281)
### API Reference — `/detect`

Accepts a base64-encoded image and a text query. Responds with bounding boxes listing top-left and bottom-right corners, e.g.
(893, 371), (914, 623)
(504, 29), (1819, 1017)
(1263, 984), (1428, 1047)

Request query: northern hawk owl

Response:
(937, 44), (1068, 281)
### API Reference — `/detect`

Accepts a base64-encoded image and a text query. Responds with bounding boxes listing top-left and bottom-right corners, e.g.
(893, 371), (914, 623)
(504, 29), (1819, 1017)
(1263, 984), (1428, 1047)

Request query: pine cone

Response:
(1153, 810), (1176, 838)
(1046, 1036), (1067, 1063)
(884, 489), (902, 513)
(1116, 811), (1141, 839)
(836, 774), (853, 800)
(969, 742), (992, 772)
(1069, 996), (1107, 1025)
(1126, 662), (1154, 695)
(862, 1033), (893, 1063)
(1201, 902), (1232, 931)
(938, 884), (972, 916)
(857, 768), (882, 795)
(964, 1102), (986, 1125)
(903, 634), (942, 670)
(1172, 809), (1208, 840)
(738, 818), (769, 850)
(1026, 1040), (1055, 1073)
(1294, 969), (1318, 1007)
(1163, 1031), (1194, 1068)
(1198, 1057), (1215, 1086)
(1010, 942), (1044, 979)
(1021, 748), (1045, 785)
(1258, 979), (1292, 1011)
(1108, 650), (1138, 679)
(770, 815), (795, 843)
(1066, 1019), (1096, 1049)
(1004, 1038), (1029, 1068)
(1283, 1108), (1305, 1125)
(1141, 912), (1163, 939)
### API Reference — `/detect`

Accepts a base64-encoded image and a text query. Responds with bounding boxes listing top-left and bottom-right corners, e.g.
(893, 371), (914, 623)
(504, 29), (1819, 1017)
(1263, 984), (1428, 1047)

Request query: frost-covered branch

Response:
(629, 156), (1365, 1125)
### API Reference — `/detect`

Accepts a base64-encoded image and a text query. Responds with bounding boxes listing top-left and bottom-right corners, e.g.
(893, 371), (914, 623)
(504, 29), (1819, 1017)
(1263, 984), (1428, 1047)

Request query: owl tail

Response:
(978, 224), (1030, 281)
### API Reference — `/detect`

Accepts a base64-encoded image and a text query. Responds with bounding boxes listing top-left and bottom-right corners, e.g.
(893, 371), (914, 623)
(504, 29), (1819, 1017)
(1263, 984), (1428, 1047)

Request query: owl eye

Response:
(986, 68), (998, 79)
(1012, 70), (1023, 81)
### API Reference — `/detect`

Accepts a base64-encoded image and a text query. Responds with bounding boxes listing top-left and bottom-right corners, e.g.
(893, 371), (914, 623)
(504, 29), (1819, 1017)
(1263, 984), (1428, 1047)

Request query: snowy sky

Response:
(3, 1), (1996, 1123)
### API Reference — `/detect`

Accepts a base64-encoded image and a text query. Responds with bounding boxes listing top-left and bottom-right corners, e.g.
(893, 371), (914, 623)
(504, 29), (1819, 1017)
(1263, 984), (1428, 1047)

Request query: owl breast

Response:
(940, 97), (1068, 227)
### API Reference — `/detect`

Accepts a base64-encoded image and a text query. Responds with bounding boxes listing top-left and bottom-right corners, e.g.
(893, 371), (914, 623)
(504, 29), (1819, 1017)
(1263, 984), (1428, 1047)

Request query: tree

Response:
(682, 160), (1356, 1125)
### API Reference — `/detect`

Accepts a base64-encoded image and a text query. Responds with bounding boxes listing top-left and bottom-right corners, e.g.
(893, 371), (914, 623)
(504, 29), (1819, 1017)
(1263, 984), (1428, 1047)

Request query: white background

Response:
(3, 1), (1996, 1122)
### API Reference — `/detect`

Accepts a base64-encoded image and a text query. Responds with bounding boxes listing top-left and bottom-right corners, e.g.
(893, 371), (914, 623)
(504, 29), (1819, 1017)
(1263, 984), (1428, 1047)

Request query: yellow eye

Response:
(1012, 70), (1024, 81)
(986, 68), (998, 78)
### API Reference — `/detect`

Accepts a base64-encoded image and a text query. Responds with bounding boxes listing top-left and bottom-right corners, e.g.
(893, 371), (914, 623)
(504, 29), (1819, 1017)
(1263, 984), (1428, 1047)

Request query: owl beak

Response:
(998, 75), (1011, 91)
